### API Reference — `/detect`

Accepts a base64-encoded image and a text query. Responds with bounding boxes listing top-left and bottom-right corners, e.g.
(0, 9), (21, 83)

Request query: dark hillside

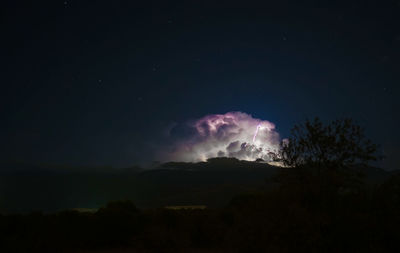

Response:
(0, 158), (396, 213)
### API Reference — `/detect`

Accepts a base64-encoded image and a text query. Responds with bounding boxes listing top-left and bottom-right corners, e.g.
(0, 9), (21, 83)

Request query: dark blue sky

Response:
(1, 1), (399, 168)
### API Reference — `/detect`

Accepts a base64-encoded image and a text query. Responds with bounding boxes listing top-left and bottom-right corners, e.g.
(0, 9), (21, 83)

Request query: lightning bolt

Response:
(252, 123), (261, 143)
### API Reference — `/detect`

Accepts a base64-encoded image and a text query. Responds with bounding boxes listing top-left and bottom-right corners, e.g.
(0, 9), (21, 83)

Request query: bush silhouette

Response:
(277, 117), (380, 196)
(280, 117), (378, 168)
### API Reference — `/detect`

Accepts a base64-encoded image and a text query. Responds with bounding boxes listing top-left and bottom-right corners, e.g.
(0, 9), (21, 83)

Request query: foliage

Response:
(280, 117), (378, 168)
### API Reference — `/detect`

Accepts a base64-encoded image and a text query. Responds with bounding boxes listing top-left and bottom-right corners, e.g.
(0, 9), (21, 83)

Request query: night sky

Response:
(1, 1), (399, 169)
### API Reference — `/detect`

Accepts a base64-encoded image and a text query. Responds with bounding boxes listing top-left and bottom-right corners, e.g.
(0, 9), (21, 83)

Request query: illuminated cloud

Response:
(160, 112), (281, 162)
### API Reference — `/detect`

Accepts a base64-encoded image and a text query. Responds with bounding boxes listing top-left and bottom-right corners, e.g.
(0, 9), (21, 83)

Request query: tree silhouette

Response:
(280, 117), (378, 169)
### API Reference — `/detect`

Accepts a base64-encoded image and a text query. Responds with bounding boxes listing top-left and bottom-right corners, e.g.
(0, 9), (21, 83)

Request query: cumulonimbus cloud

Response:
(159, 112), (281, 162)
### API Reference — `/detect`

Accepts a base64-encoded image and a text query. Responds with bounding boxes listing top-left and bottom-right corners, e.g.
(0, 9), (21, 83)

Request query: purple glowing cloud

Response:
(160, 112), (281, 162)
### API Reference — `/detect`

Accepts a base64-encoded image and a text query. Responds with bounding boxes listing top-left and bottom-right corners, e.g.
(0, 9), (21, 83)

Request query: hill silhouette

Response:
(0, 158), (396, 213)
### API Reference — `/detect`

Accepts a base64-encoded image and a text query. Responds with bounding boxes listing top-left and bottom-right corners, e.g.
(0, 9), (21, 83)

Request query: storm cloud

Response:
(160, 112), (281, 162)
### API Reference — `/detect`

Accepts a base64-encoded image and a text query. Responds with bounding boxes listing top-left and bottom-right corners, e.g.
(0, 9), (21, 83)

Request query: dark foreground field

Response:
(0, 159), (400, 253)
(2, 183), (400, 253)
(1, 158), (400, 253)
